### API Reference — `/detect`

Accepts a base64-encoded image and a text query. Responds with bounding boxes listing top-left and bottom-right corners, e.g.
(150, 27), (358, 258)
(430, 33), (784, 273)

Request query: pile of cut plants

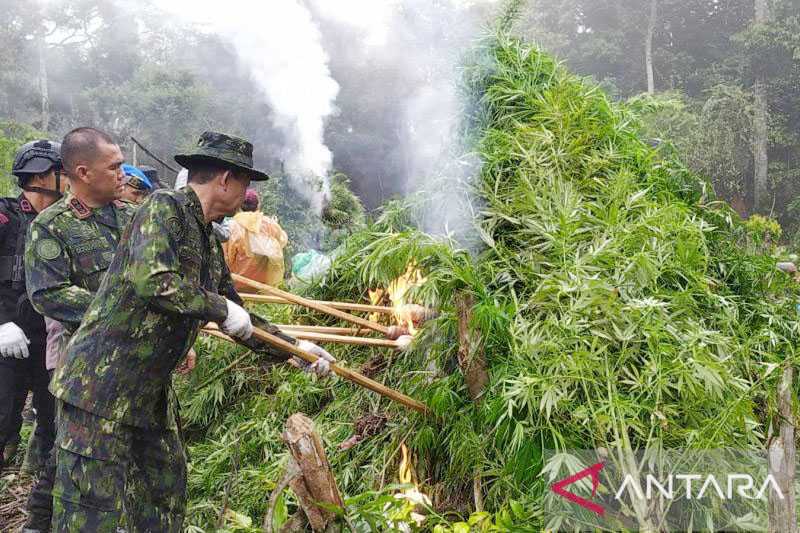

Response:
(178, 31), (799, 533)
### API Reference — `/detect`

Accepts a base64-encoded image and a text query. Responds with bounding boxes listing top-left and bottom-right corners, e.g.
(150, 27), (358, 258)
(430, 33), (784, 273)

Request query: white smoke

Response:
(150, 0), (338, 214)
(146, 0), (499, 228)
(310, 0), (498, 239)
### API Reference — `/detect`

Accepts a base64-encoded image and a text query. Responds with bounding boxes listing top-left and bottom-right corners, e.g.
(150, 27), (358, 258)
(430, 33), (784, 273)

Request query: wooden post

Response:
(768, 363), (796, 533)
(456, 292), (489, 402)
(266, 413), (344, 532)
(456, 291), (490, 513)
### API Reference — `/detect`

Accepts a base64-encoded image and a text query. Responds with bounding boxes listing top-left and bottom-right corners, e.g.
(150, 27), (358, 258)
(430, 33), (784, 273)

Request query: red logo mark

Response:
(551, 462), (605, 516)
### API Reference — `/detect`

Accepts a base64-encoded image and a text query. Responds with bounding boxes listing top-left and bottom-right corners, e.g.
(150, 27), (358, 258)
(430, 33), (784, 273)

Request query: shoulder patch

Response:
(36, 238), (62, 261)
(0, 213), (9, 224)
(19, 199), (33, 213)
(68, 197), (91, 220)
(166, 216), (185, 241)
(35, 198), (70, 226)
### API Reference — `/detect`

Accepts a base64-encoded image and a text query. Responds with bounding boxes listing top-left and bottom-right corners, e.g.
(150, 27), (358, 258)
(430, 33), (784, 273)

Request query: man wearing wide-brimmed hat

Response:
(48, 131), (334, 532)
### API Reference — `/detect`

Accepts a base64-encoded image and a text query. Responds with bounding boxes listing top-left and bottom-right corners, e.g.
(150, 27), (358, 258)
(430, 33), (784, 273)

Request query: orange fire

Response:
(368, 288), (385, 324)
(398, 443), (415, 485)
(396, 443), (431, 527)
(387, 265), (426, 335)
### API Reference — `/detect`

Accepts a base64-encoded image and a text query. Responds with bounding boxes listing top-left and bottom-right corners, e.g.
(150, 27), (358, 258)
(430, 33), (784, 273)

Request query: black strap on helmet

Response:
(22, 169), (63, 199)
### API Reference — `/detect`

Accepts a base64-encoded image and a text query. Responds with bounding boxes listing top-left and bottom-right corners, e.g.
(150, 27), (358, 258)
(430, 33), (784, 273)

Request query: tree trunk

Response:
(456, 291), (490, 514)
(752, 0), (769, 212)
(37, 33), (49, 132)
(280, 413), (344, 532)
(645, 0), (657, 94)
(768, 364), (796, 533)
(456, 292), (489, 402)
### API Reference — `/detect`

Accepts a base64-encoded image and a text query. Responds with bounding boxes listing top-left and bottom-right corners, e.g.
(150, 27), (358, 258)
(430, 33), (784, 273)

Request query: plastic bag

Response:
(223, 212), (288, 288)
(291, 250), (331, 284)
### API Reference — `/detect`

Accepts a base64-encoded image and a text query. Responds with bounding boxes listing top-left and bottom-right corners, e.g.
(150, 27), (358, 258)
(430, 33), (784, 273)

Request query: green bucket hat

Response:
(174, 131), (269, 181)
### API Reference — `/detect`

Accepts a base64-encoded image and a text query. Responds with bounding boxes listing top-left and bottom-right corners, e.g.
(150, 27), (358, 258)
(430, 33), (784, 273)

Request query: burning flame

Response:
(368, 288), (385, 324)
(387, 265), (426, 335)
(398, 443), (415, 485)
(394, 443), (431, 528)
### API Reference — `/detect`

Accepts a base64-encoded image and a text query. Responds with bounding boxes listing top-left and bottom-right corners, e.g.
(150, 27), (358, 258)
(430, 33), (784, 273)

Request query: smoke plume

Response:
(152, 0), (499, 229)
(153, 0), (338, 213)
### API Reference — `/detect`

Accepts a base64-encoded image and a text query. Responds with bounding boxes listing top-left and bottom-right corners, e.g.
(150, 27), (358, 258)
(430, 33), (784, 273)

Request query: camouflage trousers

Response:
(51, 401), (187, 533)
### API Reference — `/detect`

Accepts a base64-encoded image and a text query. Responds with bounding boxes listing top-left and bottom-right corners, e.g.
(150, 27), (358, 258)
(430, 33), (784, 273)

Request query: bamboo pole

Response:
(240, 293), (394, 315)
(199, 325), (428, 414)
(285, 330), (403, 349)
(275, 324), (373, 336)
(202, 328), (233, 342)
(251, 325), (427, 413)
(233, 274), (391, 336)
(204, 325), (401, 349)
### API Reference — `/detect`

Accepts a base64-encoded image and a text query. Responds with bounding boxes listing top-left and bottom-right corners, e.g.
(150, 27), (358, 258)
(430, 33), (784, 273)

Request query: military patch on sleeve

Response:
(36, 238), (61, 261)
(166, 216), (185, 241)
(0, 213), (9, 224)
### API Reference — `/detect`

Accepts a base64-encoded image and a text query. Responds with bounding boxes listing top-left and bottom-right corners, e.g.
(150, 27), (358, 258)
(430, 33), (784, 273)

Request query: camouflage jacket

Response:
(50, 187), (293, 429)
(25, 192), (135, 333)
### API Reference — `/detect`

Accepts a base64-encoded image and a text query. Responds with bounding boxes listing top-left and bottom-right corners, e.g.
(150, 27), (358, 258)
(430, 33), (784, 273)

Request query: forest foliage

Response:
(175, 28), (799, 531)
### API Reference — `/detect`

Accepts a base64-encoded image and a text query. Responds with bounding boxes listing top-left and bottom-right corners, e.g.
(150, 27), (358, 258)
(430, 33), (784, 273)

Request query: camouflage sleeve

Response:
(127, 194), (228, 323)
(24, 221), (93, 329)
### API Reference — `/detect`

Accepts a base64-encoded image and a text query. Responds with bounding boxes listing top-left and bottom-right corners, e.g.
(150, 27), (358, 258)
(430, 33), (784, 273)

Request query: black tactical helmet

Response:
(12, 140), (62, 185)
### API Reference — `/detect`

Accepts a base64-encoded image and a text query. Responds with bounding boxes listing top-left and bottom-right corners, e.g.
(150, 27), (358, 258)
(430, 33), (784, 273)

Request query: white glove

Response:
(221, 299), (253, 340)
(0, 322), (30, 359)
(296, 340), (336, 377)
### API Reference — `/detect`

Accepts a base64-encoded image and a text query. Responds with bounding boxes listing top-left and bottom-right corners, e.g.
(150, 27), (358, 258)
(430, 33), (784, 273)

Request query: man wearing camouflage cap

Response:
(49, 131), (335, 531)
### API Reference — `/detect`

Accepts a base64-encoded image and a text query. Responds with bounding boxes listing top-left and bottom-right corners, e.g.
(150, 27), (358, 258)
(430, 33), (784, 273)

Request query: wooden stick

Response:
(201, 328), (234, 342)
(200, 325), (428, 414)
(206, 323), (372, 337)
(240, 293), (394, 315)
(233, 274), (391, 336)
(204, 325), (401, 349)
(275, 325), (373, 336)
(285, 330), (403, 349)
(252, 325), (428, 414)
(201, 322), (402, 349)
(130, 136), (178, 174)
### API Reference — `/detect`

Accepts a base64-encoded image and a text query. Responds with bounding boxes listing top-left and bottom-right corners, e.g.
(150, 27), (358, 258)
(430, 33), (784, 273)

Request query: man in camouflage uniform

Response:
(49, 131), (335, 532)
(23, 127), (134, 533)
(0, 140), (65, 475)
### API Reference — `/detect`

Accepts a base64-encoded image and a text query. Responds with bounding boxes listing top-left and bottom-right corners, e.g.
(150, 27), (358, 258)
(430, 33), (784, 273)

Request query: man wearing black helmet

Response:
(0, 139), (65, 476)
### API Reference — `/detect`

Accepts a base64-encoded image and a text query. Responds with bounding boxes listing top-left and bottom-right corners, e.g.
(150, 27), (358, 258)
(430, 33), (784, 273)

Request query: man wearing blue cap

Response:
(120, 164), (154, 205)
